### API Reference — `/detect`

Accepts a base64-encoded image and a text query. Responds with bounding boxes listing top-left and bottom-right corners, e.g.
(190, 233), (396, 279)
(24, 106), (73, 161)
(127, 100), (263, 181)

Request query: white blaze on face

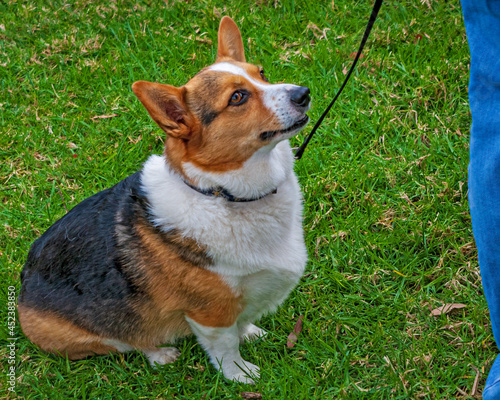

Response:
(208, 62), (307, 128)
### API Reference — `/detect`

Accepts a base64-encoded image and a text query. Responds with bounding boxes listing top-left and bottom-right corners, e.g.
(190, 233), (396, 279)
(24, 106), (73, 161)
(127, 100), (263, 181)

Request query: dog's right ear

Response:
(217, 16), (246, 63)
(132, 81), (194, 140)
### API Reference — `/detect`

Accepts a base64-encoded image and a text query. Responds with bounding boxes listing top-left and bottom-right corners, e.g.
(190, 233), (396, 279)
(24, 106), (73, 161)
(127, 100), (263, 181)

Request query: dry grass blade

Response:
(430, 304), (467, 317)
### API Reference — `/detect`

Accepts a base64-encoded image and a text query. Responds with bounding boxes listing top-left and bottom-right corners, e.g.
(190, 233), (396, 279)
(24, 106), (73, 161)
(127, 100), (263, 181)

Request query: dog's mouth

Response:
(260, 115), (310, 141)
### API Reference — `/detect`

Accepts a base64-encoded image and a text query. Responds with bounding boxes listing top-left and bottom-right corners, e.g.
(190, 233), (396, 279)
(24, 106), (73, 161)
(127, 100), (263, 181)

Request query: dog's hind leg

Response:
(141, 347), (181, 367)
(18, 304), (118, 360)
(238, 323), (267, 343)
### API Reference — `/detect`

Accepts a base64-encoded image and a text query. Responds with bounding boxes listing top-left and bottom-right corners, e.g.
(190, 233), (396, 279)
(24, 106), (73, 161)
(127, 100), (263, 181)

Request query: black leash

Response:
(294, 0), (384, 160)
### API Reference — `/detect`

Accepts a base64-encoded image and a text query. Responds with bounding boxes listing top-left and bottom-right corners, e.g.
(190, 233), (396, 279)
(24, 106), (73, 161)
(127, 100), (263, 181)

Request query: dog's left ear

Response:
(217, 16), (246, 63)
(132, 81), (195, 140)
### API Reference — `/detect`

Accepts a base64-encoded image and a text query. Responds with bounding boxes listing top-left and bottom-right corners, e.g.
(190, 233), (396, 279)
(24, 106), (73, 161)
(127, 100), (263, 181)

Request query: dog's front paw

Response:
(224, 359), (260, 384)
(239, 324), (267, 343)
(143, 347), (181, 367)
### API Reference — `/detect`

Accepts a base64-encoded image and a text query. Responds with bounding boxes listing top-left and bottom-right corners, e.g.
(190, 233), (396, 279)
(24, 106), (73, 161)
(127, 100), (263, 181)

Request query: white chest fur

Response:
(141, 141), (307, 322)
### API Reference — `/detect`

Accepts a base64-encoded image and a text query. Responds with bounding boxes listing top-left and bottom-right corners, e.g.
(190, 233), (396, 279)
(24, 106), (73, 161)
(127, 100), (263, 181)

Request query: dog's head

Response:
(133, 17), (310, 190)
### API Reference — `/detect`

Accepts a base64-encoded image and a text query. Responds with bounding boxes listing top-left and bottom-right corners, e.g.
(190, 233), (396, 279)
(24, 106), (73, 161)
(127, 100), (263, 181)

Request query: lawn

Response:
(0, 0), (486, 399)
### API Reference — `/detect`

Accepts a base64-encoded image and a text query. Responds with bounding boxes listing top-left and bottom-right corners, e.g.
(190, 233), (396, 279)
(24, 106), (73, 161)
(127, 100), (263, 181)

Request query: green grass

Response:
(0, 0), (485, 398)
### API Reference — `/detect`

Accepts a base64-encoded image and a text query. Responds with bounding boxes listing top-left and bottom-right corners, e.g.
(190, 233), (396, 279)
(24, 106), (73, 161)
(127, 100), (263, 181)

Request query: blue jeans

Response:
(462, 0), (500, 397)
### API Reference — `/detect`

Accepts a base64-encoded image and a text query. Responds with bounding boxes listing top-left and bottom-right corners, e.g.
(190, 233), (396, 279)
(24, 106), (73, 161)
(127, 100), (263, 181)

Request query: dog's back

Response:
(20, 173), (146, 341)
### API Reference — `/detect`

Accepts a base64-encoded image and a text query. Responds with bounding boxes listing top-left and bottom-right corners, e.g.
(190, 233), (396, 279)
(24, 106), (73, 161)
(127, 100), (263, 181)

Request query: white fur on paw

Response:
(240, 324), (267, 343)
(143, 347), (180, 367)
(224, 360), (260, 384)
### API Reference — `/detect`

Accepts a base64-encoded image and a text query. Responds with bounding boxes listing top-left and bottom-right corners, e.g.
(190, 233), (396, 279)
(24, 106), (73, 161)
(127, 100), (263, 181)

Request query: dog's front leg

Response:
(186, 317), (259, 384)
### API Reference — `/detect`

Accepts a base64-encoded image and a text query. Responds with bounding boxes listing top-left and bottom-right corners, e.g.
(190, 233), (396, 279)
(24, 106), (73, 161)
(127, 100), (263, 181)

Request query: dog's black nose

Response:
(290, 86), (310, 108)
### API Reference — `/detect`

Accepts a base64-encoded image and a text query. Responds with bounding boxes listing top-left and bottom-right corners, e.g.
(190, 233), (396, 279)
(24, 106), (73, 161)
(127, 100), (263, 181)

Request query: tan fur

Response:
(134, 66), (280, 175)
(18, 305), (117, 360)
(182, 67), (280, 172)
(134, 217), (242, 338)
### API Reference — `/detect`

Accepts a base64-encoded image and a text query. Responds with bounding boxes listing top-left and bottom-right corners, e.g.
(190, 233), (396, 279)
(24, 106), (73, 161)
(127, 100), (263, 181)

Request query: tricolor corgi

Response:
(18, 16), (310, 384)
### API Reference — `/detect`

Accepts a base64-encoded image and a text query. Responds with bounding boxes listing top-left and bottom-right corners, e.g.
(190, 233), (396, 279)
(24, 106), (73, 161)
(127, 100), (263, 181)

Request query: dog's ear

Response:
(217, 16), (246, 63)
(132, 81), (195, 140)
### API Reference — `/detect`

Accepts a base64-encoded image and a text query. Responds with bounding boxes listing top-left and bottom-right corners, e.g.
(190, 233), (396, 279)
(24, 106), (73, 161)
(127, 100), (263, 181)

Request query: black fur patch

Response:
(18, 172), (197, 340)
(200, 109), (219, 125)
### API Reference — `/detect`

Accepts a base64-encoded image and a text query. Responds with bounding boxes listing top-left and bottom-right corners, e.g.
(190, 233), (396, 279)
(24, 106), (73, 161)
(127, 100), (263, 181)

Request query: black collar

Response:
(182, 179), (277, 202)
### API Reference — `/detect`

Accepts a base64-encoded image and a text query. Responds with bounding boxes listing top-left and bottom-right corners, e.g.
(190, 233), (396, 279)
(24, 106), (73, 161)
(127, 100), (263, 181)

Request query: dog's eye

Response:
(260, 69), (268, 82)
(228, 90), (248, 106)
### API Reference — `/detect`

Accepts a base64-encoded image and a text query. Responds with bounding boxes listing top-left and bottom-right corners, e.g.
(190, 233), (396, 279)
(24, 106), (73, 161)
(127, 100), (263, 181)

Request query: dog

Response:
(18, 16), (310, 384)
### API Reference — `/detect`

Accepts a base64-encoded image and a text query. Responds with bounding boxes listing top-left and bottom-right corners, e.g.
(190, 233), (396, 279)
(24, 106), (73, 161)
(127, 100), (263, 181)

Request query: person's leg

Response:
(461, 1), (500, 398)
